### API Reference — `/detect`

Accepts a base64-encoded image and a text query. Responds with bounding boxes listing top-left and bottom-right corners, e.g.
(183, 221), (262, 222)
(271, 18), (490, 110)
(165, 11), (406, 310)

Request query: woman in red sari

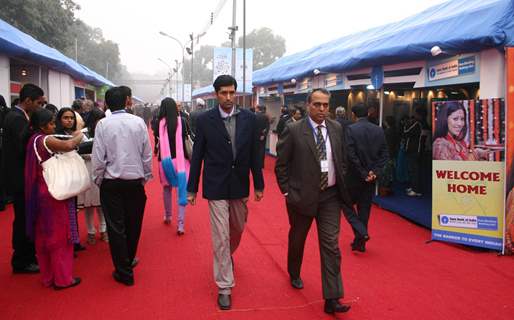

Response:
(25, 108), (84, 289)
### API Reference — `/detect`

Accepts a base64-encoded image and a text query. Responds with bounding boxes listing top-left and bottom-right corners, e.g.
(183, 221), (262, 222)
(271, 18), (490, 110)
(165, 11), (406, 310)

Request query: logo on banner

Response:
(428, 56), (476, 81)
(212, 47), (253, 93)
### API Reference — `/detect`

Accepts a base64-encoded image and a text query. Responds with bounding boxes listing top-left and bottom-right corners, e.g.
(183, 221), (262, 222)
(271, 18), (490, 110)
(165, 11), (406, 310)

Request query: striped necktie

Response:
(316, 125), (328, 190)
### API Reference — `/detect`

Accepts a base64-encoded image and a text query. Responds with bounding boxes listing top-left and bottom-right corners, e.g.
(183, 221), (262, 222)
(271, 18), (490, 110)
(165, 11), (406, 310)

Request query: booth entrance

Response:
(9, 58), (48, 103)
(372, 82), (480, 228)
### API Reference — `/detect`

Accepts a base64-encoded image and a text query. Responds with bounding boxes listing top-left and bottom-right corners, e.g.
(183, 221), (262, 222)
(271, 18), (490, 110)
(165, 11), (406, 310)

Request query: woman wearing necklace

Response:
(433, 101), (489, 161)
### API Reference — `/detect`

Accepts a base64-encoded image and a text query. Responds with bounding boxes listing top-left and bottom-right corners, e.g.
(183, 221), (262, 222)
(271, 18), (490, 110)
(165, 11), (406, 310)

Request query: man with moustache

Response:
(275, 88), (352, 314)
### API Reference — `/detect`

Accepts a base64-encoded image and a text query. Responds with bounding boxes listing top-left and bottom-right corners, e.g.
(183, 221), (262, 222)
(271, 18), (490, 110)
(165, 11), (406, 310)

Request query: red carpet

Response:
(1, 155), (513, 320)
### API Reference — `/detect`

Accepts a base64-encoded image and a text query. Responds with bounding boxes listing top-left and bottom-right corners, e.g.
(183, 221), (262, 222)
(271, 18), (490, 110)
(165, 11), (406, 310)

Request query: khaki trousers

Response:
(208, 199), (248, 294)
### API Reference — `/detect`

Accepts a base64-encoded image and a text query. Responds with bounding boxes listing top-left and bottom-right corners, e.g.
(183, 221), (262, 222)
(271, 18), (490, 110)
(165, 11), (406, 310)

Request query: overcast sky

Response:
(74, 0), (449, 76)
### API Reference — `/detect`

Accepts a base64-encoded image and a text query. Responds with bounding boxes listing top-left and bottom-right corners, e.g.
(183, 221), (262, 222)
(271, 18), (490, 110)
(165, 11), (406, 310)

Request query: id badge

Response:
(320, 160), (329, 173)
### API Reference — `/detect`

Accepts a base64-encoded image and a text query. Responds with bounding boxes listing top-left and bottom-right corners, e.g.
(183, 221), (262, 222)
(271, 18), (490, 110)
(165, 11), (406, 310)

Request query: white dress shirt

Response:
(92, 110), (153, 185)
(308, 117), (336, 188)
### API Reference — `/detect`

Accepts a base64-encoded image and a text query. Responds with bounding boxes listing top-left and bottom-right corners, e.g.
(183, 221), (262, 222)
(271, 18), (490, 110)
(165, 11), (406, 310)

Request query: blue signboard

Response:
(458, 56), (476, 75)
(371, 66), (384, 89)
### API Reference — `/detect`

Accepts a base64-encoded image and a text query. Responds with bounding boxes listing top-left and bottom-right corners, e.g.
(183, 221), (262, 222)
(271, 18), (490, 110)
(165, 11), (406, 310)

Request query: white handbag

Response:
(34, 135), (91, 200)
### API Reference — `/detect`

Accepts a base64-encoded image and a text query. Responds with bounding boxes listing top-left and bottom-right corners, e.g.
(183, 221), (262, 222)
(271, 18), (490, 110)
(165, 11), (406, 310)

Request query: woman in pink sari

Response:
(25, 108), (84, 289)
(157, 98), (190, 235)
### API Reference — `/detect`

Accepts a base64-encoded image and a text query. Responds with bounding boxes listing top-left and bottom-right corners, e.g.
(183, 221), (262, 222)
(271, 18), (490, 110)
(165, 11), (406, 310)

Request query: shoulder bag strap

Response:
(33, 135), (55, 164)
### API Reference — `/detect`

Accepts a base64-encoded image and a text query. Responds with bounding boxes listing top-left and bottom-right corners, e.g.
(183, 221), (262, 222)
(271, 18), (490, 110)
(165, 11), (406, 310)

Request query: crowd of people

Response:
(0, 74), (398, 315)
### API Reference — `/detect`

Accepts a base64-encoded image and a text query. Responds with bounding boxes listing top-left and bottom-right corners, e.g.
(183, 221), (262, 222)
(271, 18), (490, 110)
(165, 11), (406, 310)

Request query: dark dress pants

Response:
(11, 191), (37, 269)
(287, 187), (344, 300)
(341, 189), (369, 241)
(348, 182), (374, 232)
(407, 153), (421, 193)
(100, 179), (146, 280)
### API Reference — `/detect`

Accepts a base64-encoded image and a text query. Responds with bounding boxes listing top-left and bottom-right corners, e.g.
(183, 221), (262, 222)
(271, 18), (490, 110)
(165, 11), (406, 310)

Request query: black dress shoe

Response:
(352, 235), (369, 252)
(324, 299), (351, 314)
(131, 257), (139, 268)
(54, 277), (81, 290)
(112, 271), (134, 286)
(218, 294), (231, 310)
(74, 243), (86, 252)
(290, 277), (304, 289)
(13, 263), (40, 274)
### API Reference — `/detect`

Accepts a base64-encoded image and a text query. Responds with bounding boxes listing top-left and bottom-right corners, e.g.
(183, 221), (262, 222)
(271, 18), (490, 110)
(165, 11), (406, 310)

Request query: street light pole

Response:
(230, 0), (237, 77)
(190, 33), (194, 107)
(174, 60), (180, 101)
(159, 31), (185, 102)
(242, 0), (246, 107)
(158, 58), (173, 97)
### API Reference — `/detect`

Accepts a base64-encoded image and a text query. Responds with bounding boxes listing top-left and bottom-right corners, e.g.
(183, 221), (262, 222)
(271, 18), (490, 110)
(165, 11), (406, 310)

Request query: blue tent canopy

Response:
(0, 18), (114, 87)
(192, 85), (214, 98)
(253, 0), (514, 86)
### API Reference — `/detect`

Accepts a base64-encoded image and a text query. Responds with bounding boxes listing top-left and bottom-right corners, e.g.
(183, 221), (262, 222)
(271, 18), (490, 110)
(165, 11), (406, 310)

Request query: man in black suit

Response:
(275, 104), (290, 137)
(187, 75), (264, 310)
(255, 105), (271, 168)
(344, 103), (389, 252)
(335, 106), (353, 130)
(3, 84), (45, 273)
(0, 94), (9, 211)
(275, 88), (352, 314)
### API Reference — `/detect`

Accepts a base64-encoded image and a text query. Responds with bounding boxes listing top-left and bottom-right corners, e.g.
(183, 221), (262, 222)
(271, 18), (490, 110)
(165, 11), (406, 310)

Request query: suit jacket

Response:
(255, 111), (270, 167)
(187, 107), (264, 200)
(189, 109), (206, 138)
(2, 108), (29, 192)
(275, 118), (352, 216)
(336, 117), (353, 131)
(275, 113), (289, 136)
(345, 118), (389, 186)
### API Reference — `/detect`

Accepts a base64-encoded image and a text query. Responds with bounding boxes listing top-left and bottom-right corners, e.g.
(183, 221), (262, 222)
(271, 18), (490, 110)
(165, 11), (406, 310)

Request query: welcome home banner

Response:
(431, 100), (505, 250)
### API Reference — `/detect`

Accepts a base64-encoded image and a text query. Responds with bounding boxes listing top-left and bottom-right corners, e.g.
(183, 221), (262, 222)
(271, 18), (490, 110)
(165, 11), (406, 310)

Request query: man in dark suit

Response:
(255, 105), (271, 168)
(0, 94), (9, 211)
(275, 104), (290, 137)
(189, 98), (207, 139)
(187, 75), (264, 310)
(335, 106), (353, 130)
(344, 103), (389, 252)
(3, 84), (45, 273)
(275, 88), (352, 314)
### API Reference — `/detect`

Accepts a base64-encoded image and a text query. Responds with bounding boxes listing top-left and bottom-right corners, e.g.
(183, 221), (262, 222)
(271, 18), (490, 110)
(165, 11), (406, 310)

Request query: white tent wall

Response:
(480, 48), (505, 99)
(0, 55), (10, 105)
(48, 70), (74, 108)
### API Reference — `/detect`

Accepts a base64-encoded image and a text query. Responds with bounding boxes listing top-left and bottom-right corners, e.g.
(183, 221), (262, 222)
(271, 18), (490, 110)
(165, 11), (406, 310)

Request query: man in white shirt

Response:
(92, 86), (152, 286)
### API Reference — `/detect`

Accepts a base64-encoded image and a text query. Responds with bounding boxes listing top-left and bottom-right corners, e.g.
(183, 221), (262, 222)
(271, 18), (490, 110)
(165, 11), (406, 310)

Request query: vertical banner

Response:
(505, 47), (514, 255)
(213, 47), (253, 93)
(183, 84), (191, 103)
(432, 99), (505, 250)
(235, 48), (253, 93)
(371, 65), (384, 89)
(213, 47), (232, 81)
